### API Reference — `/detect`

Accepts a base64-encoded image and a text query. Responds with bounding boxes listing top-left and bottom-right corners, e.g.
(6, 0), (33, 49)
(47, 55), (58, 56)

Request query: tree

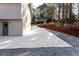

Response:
(36, 3), (57, 23)
(69, 3), (72, 23)
(61, 3), (65, 25)
(77, 3), (79, 18)
(28, 3), (32, 18)
(65, 3), (69, 19)
(57, 3), (61, 23)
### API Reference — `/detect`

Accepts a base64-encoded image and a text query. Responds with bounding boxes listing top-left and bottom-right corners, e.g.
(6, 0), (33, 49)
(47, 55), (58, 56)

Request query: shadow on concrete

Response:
(0, 47), (79, 56)
(47, 29), (79, 47)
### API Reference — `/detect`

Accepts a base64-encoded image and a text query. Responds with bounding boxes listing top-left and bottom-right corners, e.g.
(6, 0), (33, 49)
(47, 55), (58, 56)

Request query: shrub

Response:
(46, 18), (52, 23)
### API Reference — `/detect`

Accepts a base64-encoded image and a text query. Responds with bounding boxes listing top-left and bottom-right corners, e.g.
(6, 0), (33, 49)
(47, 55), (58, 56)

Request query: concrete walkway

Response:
(0, 26), (79, 56)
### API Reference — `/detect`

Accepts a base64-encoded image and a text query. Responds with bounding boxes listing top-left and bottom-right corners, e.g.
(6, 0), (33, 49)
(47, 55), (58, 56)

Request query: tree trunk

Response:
(78, 3), (79, 18)
(58, 3), (61, 22)
(69, 3), (72, 23)
(62, 3), (65, 24)
(65, 4), (68, 19)
(65, 3), (69, 23)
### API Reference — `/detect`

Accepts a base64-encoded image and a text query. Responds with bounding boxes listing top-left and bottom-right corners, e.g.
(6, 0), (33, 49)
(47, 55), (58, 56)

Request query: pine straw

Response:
(38, 23), (79, 37)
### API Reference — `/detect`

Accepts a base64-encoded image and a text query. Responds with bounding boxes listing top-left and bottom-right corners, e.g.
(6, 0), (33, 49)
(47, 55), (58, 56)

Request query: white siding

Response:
(8, 20), (22, 36)
(0, 3), (21, 19)
(0, 3), (31, 36)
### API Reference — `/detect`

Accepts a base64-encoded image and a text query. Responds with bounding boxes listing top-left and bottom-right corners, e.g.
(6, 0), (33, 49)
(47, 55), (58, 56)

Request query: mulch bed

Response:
(38, 23), (79, 37)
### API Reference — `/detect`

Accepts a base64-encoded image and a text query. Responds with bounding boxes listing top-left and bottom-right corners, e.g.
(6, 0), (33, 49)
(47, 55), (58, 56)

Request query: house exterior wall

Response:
(0, 20), (22, 36)
(0, 3), (31, 36)
(0, 3), (21, 19)
(8, 20), (22, 36)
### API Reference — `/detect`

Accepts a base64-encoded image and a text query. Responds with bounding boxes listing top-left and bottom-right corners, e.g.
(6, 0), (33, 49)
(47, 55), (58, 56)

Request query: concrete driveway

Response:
(0, 26), (79, 56)
(0, 26), (73, 49)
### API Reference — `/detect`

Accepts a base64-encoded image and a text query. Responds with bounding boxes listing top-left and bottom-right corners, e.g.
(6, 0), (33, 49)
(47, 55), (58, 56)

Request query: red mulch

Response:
(38, 23), (79, 37)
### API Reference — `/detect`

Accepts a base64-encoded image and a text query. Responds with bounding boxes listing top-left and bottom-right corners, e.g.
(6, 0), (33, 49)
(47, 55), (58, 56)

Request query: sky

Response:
(33, 3), (43, 8)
